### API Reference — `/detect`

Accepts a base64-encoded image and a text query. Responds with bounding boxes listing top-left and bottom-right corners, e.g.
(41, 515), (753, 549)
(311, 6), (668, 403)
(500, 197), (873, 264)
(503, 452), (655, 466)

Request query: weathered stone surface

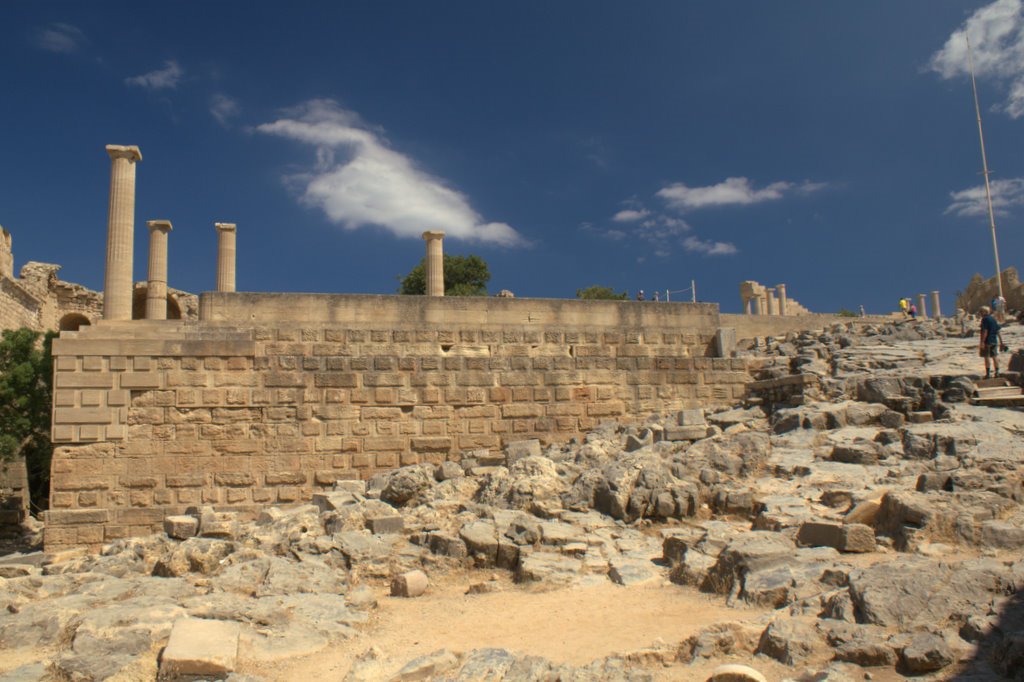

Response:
(900, 632), (954, 673)
(380, 464), (436, 507)
(755, 619), (823, 664)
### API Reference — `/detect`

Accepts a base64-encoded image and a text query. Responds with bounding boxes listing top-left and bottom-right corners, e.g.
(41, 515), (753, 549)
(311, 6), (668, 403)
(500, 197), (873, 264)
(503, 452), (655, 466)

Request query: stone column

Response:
(917, 293), (927, 319)
(765, 288), (776, 316)
(102, 145), (142, 320)
(751, 296), (762, 315)
(776, 283), (788, 316)
(145, 220), (172, 320)
(743, 296), (752, 315)
(422, 230), (445, 296)
(930, 291), (941, 319)
(215, 223), (237, 292)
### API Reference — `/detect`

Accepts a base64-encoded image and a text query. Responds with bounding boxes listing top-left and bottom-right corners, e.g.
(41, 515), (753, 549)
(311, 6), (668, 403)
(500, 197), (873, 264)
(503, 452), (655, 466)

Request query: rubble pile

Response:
(1, 318), (1024, 680)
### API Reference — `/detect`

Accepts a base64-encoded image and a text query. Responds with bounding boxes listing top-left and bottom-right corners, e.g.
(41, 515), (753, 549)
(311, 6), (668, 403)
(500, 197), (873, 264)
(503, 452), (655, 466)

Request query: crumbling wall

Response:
(956, 268), (1024, 314)
(45, 294), (752, 549)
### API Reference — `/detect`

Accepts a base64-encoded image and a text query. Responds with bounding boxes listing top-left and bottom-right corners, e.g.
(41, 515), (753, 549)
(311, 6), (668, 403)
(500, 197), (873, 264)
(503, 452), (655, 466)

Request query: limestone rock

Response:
(707, 663), (768, 682)
(160, 617), (240, 678)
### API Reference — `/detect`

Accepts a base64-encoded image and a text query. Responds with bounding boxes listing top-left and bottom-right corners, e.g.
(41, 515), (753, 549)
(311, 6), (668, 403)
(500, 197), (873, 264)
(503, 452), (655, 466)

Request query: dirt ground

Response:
(241, 571), (904, 682)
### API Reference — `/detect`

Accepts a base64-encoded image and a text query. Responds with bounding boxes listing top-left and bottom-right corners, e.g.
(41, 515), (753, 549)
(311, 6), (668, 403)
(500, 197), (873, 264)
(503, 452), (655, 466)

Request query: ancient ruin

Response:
(4, 143), (1024, 681)
(739, 281), (810, 316)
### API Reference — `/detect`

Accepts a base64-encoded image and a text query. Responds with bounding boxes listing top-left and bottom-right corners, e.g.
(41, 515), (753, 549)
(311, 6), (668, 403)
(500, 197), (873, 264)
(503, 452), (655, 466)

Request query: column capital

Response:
(215, 222), (237, 233)
(146, 220), (172, 233)
(422, 230), (445, 241)
(106, 145), (142, 162)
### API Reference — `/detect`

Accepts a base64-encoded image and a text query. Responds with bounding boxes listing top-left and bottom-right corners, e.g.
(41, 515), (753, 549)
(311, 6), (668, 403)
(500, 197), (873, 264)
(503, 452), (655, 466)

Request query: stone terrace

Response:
(45, 293), (751, 549)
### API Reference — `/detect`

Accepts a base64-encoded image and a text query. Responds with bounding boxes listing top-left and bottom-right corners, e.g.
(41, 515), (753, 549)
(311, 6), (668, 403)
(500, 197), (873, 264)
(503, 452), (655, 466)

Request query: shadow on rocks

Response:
(952, 584), (1024, 680)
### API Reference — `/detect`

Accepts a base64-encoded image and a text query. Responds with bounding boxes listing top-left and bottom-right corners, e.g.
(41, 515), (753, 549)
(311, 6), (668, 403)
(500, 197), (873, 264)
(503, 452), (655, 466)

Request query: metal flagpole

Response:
(966, 35), (1004, 303)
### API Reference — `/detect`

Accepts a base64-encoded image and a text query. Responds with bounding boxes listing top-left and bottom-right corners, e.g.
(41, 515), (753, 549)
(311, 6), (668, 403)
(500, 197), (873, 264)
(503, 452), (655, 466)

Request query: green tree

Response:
(576, 285), (629, 300)
(0, 328), (55, 512)
(399, 254), (490, 296)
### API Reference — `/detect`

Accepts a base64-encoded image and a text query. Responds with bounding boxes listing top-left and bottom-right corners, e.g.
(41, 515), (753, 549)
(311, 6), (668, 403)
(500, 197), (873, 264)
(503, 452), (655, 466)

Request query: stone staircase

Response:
(972, 374), (1024, 407)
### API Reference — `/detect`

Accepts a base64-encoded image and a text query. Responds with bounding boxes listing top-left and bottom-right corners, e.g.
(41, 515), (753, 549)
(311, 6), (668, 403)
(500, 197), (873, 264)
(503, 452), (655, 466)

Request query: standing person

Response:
(979, 305), (1003, 378)
(636, 289), (645, 301)
(908, 302), (917, 319)
(899, 298), (909, 317)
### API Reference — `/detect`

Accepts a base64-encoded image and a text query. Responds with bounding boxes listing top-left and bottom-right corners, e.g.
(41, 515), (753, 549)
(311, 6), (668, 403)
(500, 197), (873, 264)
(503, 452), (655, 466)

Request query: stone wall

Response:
(45, 294), (752, 549)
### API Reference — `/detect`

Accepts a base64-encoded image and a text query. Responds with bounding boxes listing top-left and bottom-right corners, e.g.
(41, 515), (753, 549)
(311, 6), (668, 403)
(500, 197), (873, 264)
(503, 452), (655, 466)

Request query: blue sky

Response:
(4, 1), (1024, 314)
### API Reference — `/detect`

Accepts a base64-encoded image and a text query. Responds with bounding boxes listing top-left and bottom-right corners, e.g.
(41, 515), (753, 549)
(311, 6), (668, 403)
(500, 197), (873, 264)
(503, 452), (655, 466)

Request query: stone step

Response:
(975, 387), (1024, 399)
(973, 395), (1024, 407)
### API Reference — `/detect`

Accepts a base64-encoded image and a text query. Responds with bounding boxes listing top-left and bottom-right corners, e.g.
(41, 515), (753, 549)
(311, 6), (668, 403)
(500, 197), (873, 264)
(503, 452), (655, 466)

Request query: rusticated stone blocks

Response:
(46, 297), (750, 550)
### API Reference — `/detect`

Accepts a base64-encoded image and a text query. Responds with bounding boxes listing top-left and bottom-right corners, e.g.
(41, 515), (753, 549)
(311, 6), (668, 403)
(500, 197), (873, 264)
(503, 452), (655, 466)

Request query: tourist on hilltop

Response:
(636, 290), (645, 301)
(908, 302), (917, 320)
(899, 298), (908, 317)
(978, 305), (1004, 379)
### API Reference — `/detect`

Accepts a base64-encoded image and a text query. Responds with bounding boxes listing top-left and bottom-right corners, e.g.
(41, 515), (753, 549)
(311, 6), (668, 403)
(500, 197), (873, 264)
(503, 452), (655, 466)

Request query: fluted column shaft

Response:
(145, 220), (172, 320)
(765, 288), (776, 316)
(776, 284), (788, 316)
(917, 293), (927, 319)
(215, 223), (237, 292)
(103, 145), (142, 320)
(930, 291), (942, 319)
(422, 230), (445, 296)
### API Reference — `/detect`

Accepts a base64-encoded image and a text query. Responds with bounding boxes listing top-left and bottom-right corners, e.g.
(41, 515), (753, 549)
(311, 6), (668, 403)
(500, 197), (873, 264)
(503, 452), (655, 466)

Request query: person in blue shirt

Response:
(979, 305), (1003, 378)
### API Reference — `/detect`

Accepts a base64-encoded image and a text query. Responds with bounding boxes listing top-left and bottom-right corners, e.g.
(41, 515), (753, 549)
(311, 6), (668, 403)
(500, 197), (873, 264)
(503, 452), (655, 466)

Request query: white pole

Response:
(691, 280), (696, 303)
(967, 35), (1004, 302)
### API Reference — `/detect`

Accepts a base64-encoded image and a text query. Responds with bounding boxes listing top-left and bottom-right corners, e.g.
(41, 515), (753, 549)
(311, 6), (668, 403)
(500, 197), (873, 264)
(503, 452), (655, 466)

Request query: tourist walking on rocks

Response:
(899, 298), (909, 317)
(979, 305), (1003, 378)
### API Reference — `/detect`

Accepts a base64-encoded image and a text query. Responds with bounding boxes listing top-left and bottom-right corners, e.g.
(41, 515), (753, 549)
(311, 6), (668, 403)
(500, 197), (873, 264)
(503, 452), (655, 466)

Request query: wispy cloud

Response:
(683, 236), (738, 256)
(33, 23), (86, 53)
(612, 209), (650, 223)
(946, 177), (1024, 217)
(256, 99), (524, 246)
(125, 60), (183, 90)
(930, 0), (1024, 117)
(210, 93), (240, 126)
(656, 176), (825, 212)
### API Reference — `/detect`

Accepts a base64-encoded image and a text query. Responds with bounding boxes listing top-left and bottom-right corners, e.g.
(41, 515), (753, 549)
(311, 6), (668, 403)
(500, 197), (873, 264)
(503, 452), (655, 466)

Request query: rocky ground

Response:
(2, 317), (1024, 681)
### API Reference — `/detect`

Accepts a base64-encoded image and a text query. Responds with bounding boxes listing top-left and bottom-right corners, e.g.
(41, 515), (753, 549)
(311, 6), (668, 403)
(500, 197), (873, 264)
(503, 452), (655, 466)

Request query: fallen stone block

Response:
(428, 532), (469, 559)
(164, 515), (198, 540)
(435, 460), (464, 481)
(313, 491), (360, 512)
(366, 515), (404, 535)
(505, 439), (542, 466)
(840, 523), (877, 553)
(796, 521), (843, 549)
(160, 618), (239, 678)
(664, 425), (710, 442)
(909, 411), (934, 424)
(198, 508), (238, 539)
(678, 408), (706, 426)
(391, 570), (429, 597)
(334, 479), (367, 495)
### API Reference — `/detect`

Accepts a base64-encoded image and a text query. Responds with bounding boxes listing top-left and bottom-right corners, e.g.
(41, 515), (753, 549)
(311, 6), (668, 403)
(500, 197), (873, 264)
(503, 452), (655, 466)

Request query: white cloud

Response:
(256, 99), (524, 246)
(683, 236), (738, 256)
(656, 176), (824, 211)
(930, 0), (1024, 117)
(612, 209), (650, 222)
(34, 23), (85, 53)
(946, 177), (1024, 216)
(210, 93), (240, 126)
(125, 60), (183, 90)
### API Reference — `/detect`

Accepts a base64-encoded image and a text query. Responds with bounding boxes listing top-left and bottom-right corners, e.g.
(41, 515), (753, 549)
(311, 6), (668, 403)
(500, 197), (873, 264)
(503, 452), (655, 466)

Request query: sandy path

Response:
(244, 574), (765, 680)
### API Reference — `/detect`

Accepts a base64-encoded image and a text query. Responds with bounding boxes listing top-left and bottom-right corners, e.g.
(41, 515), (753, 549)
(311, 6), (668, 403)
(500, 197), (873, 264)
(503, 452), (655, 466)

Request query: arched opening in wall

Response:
(131, 287), (183, 320)
(59, 313), (91, 332)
